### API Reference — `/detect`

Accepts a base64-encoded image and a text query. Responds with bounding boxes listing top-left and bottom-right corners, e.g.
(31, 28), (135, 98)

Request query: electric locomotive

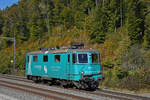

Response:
(25, 43), (103, 90)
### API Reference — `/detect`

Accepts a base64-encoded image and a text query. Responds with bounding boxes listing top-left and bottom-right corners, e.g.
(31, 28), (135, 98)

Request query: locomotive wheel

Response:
(32, 76), (41, 83)
(27, 75), (32, 80)
(73, 80), (98, 90)
(60, 80), (68, 88)
(73, 81), (81, 89)
(87, 81), (99, 90)
(48, 81), (53, 86)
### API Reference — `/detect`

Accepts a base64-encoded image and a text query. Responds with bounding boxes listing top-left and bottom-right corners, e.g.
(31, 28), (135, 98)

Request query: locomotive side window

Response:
(43, 55), (48, 62)
(55, 55), (60, 62)
(27, 56), (29, 62)
(78, 54), (88, 63)
(72, 54), (77, 63)
(92, 54), (99, 64)
(33, 56), (38, 62)
(68, 54), (70, 62)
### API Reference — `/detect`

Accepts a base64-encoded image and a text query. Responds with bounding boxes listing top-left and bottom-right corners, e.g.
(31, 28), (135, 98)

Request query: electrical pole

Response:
(13, 37), (15, 74)
(0, 37), (15, 75)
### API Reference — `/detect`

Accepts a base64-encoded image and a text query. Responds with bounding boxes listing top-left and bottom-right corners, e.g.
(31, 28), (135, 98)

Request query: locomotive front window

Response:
(78, 54), (88, 63)
(92, 54), (99, 64)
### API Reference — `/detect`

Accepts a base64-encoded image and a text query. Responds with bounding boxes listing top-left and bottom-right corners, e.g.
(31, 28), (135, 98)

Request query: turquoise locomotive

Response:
(25, 43), (103, 90)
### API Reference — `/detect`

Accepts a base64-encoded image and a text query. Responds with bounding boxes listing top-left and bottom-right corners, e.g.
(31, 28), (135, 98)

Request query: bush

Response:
(121, 44), (146, 71)
(140, 69), (150, 89)
(103, 58), (114, 69)
(123, 72), (141, 91)
(117, 69), (128, 79)
(101, 69), (121, 88)
(121, 70), (150, 91)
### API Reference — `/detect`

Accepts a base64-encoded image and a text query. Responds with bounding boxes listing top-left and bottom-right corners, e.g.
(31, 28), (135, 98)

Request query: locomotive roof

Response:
(27, 49), (99, 55)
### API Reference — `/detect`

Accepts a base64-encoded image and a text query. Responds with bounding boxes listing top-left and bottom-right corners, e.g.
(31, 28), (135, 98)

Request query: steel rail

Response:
(1, 74), (150, 100)
(96, 89), (150, 100)
(0, 79), (91, 100)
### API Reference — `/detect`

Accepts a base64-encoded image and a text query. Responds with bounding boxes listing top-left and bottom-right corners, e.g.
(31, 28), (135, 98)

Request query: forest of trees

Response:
(0, 0), (150, 92)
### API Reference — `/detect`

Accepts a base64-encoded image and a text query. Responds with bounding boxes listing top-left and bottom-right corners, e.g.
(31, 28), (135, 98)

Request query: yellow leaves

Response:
(100, 39), (116, 60)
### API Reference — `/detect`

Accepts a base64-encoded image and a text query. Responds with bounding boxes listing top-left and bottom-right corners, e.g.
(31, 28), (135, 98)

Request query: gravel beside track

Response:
(0, 86), (49, 100)
(0, 92), (19, 100)
(141, 93), (150, 98)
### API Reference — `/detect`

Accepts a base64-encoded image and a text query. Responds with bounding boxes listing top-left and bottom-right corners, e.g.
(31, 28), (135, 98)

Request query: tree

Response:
(107, 0), (120, 32)
(0, 11), (4, 35)
(1, 20), (12, 47)
(127, 0), (146, 44)
(52, 0), (64, 26)
(70, 0), (90, 29)
(28, 17), (42, 40)
(39, 0), (54, 34)
(143, 13), (150, 48)
(60, 6), (74, 28)
(89, 7), (109, 43)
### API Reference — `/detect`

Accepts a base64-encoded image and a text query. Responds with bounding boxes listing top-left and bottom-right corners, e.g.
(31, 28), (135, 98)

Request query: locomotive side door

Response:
(66, 54), (71, 80)
(27, 55), (32, 75)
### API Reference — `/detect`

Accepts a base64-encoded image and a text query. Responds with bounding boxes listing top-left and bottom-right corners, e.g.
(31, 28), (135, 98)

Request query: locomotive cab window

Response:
(78, 54), (88, 63)
(72, 53), (77, 64)
(33, 56), (38, 62)
(27, 56), (29, 62)
(92, 54), (99, 64)
(55, 55), (60, 62)
(68, 54), (70, 62)
(43, 55), (48, 62)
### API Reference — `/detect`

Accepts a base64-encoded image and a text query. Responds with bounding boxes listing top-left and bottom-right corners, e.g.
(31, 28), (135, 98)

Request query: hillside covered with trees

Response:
(0, 0), (150, 92)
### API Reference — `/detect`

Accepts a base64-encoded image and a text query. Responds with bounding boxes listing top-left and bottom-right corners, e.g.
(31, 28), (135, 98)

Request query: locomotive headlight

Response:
(81, 71), (84, 79)
(81, 71), (84, 75)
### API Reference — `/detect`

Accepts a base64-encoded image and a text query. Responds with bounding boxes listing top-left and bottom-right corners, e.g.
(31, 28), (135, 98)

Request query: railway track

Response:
(0, 74), (32, 83)
(95, 89), (150, 100)
(0, 74), (91, 100)
(0, 74), (150, 100)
